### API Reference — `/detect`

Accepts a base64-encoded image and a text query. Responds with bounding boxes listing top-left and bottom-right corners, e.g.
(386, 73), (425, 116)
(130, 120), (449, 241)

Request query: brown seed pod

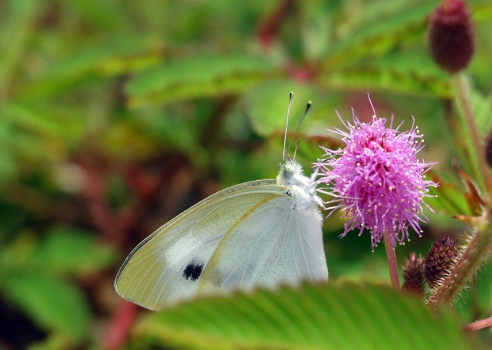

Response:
(424, 235), (460, 289)
(402, 252), (426, 296)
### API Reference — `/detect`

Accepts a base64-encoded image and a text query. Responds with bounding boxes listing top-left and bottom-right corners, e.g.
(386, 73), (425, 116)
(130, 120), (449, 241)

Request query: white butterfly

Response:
(114, 97), (329, 311)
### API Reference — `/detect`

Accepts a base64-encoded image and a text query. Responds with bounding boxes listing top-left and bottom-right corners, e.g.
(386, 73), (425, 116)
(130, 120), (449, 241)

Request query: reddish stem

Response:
(463, 316), (492, 332)
(255, 0), (294, 50)
(383, 231), (400, 289)
(103, 300), (141, 350)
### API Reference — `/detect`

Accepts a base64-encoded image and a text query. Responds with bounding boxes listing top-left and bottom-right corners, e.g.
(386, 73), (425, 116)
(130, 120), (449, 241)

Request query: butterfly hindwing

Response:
(199, 194), (327, 293)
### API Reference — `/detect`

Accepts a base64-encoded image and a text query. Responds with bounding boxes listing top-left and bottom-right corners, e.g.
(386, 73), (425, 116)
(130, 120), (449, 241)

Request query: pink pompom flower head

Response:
(314, 98), (438, 250)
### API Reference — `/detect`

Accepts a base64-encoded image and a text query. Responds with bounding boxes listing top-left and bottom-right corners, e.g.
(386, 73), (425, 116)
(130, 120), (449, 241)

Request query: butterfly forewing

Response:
(115, 164), (328, 311)
(116, 180), (294, 310)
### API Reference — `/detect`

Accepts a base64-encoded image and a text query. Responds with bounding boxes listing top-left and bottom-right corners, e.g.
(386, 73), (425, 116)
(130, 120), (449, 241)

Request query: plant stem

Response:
(453, 74), (492, 198)
(427, 214), (492, 310)
(464, 316), (492, 332)
(383, 230), (400, 289)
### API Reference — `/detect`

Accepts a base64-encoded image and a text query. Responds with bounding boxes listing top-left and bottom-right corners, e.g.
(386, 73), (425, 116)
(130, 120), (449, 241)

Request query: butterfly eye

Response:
(182, 262), (204, 281)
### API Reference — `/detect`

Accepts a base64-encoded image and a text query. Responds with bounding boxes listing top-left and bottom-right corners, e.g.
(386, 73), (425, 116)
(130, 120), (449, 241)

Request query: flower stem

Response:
(453, 74), (492, 197)
(383, 230), (400, 289)
(427, 214), (492, 310)
(464, 316), (492, 332)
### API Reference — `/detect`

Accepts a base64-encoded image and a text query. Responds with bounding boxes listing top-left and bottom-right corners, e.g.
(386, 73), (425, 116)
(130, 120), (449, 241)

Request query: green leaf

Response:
(0, 146), (18, 184)
(0, 0), (44, 92)
(0, 271), (90, 341)
(2, 102), (83, 143)
(19, 37), (161, 99)
(132, 281), (476, 349)
(27, 333), (73, 350)
(426, 172), (478, 217)
(324, 1), (436, 66)
(126, 53), (279, 108)
(314, 1), (453, 98)
(33, 227), (117, 276)
(317, 63), (452, 98)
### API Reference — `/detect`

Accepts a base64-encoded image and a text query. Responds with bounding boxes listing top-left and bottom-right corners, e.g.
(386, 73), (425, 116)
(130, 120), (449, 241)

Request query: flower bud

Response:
(424, 236), (460, 289)
(428, 0), (474, 74)
(402, 252), (426, 296)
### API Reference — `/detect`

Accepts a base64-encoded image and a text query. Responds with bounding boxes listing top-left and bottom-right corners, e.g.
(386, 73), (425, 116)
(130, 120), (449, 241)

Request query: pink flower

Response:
(315, 101), (437, 249)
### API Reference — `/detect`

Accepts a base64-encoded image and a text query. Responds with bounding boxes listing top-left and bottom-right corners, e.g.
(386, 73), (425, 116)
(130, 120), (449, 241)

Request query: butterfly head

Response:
(278, 159), (303, 183)
(276, 159), (323, 222)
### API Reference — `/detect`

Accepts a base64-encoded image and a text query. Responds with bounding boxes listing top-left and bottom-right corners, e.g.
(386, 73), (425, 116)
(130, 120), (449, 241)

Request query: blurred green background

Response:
(0, 0), (491, 348)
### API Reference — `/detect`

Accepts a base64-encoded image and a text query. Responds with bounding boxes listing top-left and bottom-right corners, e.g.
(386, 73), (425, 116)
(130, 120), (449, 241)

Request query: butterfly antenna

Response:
(293, 136), (315, 160)
(293, 139), (300, 160)
(367, 92), (376, 115)
(286, 100), (312, 159)
(282, 92), (294, 163)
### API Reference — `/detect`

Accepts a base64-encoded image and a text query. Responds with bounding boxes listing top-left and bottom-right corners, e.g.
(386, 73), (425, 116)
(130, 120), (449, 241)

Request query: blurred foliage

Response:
(0, 0), (491, 349)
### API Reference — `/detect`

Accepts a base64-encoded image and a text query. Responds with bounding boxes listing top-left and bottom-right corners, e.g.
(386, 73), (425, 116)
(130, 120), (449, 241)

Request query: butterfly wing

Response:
(115, 180), (327, 310)
(198, 193), (328, 293)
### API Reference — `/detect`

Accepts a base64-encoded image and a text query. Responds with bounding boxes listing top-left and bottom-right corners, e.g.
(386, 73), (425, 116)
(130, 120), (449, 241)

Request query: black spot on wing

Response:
(182, 262), (204, 281)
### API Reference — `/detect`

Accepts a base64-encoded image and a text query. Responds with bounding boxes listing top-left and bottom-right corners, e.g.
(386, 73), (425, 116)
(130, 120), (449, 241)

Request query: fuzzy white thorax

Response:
(277, 159), (323, 221)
